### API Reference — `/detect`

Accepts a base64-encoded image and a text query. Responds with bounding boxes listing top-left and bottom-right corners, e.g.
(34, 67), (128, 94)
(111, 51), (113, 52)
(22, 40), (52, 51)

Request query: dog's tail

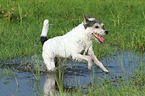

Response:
(40, 19), (49, 45)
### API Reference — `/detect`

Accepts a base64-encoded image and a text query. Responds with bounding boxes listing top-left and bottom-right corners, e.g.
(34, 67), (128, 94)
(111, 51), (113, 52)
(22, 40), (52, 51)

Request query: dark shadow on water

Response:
(0, 51), (144, 95)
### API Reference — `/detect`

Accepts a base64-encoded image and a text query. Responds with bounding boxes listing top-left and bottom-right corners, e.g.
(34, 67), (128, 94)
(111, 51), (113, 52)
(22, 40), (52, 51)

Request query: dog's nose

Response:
(105, 30), (109, 34)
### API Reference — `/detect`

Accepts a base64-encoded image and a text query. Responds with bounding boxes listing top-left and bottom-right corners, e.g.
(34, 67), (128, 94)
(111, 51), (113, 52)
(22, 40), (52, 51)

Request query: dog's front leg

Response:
(72, 54), (93, 70)
(88, 45), (109, 73)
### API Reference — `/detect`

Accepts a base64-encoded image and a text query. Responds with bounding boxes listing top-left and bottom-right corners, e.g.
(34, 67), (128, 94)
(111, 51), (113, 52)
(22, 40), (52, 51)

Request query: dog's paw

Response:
(103, 70), (109, 74)
(88, 66), (92, 70)
(88, 62), (93, 70)
(88, 64), (93, 70)
(46, 69), (56, 73)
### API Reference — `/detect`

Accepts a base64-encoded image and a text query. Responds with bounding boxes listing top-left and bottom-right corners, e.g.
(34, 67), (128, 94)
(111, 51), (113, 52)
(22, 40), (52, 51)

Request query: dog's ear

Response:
(89, 14), (95, 18)
(83, 14), (88, 24)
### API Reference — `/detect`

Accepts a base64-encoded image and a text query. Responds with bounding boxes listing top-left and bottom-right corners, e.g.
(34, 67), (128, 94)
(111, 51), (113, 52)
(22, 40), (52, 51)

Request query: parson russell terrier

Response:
(40, 14), (109, 73)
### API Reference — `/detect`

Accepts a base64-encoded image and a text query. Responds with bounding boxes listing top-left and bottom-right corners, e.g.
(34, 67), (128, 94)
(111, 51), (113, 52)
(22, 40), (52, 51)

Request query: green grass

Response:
(0, 0), (145, 95)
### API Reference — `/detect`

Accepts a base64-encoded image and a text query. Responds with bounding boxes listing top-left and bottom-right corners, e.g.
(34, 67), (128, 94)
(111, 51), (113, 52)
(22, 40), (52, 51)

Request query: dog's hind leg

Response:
(43, 57), (55, 71)
(72, 54), (93, 70)
(88, 45), (109, 73)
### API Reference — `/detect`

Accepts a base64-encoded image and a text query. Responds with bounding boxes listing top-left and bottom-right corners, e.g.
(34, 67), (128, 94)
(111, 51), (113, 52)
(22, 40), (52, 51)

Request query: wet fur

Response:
(40, 14), (109, 73)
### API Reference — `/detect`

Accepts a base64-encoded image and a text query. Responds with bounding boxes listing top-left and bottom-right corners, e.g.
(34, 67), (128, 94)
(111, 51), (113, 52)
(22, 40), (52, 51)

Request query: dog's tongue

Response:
(94, 34), (105, 43)
(98, 35), (105, 43)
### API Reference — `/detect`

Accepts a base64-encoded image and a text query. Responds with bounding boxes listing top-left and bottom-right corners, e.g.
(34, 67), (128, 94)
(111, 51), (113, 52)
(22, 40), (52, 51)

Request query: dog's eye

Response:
(102, 25), (105, 29)
(95, 26), (99, 28)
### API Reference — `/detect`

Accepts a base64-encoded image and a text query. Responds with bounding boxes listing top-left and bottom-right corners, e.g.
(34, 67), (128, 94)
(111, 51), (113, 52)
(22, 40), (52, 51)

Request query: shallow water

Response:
(0, 51), (144, 96)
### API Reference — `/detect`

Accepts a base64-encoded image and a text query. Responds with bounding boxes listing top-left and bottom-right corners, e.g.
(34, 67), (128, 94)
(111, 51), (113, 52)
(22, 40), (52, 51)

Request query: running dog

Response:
(40, 14), (109, 73)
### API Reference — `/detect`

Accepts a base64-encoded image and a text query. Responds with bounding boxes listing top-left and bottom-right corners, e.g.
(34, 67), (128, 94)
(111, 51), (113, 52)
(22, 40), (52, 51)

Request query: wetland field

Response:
(0, 0), (145, 96)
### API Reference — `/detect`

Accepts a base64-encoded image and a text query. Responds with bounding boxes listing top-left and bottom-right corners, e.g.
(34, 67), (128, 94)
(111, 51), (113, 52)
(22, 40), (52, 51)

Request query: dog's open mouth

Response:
(93, 33), (105, 43)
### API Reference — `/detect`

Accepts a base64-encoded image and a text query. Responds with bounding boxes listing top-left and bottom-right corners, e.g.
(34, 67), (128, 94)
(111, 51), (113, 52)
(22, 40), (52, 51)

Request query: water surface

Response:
(0, 51), (144, 96)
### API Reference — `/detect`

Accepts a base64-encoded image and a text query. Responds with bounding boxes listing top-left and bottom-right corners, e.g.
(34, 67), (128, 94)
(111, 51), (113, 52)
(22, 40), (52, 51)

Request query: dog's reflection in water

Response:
(43, 73), (57, 96)
(43, 71), (67, 96)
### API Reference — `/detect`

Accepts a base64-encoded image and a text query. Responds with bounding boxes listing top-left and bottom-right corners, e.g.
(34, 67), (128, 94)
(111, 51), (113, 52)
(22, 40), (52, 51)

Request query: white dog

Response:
(40, 14), (109, 73)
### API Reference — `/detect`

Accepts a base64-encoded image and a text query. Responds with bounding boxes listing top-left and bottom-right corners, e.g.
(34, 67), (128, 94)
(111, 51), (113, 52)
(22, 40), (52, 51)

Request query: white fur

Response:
(41, 19), (109, 73)
(41, 19), (49, 37)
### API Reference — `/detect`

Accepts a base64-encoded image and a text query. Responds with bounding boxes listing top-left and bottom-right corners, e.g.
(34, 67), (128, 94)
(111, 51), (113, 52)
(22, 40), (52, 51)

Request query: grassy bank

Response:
(0, 0), (144, 59)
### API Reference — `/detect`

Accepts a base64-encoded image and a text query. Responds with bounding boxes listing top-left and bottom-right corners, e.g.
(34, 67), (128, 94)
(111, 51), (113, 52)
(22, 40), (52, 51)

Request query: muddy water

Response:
(0, 51), (144, 96)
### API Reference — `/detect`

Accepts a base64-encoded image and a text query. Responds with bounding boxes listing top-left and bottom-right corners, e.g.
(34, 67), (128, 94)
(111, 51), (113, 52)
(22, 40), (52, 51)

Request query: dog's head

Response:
(83, 14), (108, 43)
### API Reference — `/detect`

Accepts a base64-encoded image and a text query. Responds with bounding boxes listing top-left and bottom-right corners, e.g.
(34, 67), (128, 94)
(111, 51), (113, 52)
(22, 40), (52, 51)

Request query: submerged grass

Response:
(0, 0), (145, 95)
(66, 68), (145, 96)
(0, 0), (144, 59)
(98, 70), (145, 96)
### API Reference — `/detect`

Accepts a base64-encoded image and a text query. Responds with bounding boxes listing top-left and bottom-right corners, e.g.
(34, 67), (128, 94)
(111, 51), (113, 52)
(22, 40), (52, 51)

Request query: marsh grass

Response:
(54, 61), (65, 96)
(0, 52), (144, 96)
(86, 67), (145, 96)
(0, 0), (145, 95)
(0, 67), (19, 90)
(0, 0), (145, 59)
